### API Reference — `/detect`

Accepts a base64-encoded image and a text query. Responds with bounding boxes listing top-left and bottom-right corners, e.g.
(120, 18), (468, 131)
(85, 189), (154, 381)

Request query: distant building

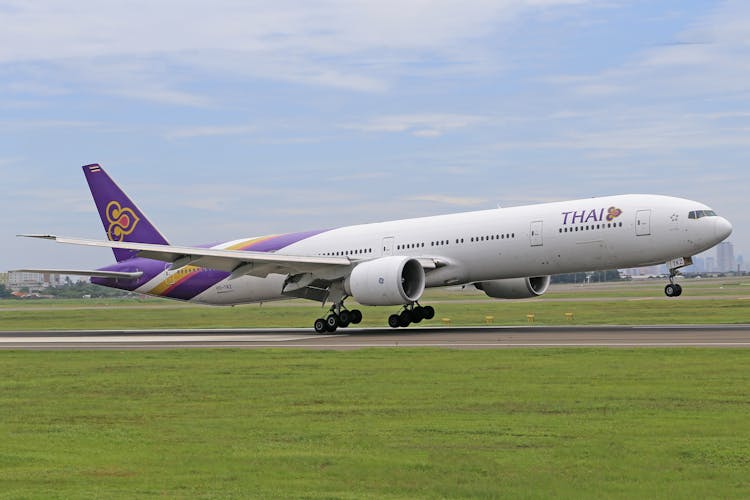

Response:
(620, 265), (662, 278)
(737, 255), (744, 272)
(690, 257), (705, 273)
(7, 271), (60, 291)
(717, 242), (735, 273)
(706, 257), (716, 273)
(0, 272), (8, 286)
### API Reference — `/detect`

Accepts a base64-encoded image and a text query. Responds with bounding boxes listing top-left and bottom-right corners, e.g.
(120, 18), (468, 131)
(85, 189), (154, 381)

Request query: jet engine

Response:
(345, 256), (425, 306)
(474, 276), (551, 299)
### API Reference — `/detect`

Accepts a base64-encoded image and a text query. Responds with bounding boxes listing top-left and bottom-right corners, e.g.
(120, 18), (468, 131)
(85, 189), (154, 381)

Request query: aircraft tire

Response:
(422, 305), (435, 319)
(399, 310), (412, 327)
(338, 310), (351, 327)
(411, 307), (423, 323)
(388, 314), (401, 328)
(664, 284), (678, 297)
(350, 309), (363, 324)
(325, 314), (339, 331)
(314, 318), (327, 334)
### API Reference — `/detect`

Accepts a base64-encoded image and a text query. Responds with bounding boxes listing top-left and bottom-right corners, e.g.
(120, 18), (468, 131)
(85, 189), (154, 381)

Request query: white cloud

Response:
(405, 194), (487, 206)
(0, 1), (593, 100)
(0, 1), (578, 62)
(0, 119), (102, 132)
(166, 125), (257, 140)
(346, 113), (487, 137)
(556, 2), (750, 102)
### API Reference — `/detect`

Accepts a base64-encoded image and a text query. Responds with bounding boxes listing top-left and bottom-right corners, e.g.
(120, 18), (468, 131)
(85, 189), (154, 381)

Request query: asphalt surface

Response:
(2, 324), (750, 350)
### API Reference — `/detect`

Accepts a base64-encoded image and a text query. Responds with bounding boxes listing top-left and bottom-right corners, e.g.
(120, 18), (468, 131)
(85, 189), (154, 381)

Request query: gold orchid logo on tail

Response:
(106, 201), (140, 241)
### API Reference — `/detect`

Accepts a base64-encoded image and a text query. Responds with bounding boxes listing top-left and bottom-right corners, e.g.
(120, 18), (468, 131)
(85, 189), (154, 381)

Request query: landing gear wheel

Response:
(325, 314), (339, 332)
(388, 314), (401, 328)
(673, 284), (683, 296)
(410, 307), (424, 323)
(664, 284), (678, 297)
(399, 310), (412, 328)
(338, 310), (351, 328)
(314, 318), (327, 334)
(422, 305), (435, 320)
(350, 309), (363, 324)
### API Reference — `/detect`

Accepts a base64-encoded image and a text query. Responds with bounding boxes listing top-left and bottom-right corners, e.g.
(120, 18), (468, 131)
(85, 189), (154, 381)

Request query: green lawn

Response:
(1, 349), (749, 498)
(1, 297), (749, 330)
(2, 277), (749, 331)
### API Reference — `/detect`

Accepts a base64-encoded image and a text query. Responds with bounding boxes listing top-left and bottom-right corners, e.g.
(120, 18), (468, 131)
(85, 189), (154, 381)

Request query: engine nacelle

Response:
(345, 256), (425, 306)
(474, 276), (551, 299)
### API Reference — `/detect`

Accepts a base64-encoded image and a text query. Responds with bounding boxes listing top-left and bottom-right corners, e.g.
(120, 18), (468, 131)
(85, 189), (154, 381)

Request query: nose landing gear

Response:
(664, 257), (691, 297)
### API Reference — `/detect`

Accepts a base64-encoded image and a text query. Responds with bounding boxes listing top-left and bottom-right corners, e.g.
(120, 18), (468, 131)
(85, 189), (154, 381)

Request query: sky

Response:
(2, 0), (748, 271)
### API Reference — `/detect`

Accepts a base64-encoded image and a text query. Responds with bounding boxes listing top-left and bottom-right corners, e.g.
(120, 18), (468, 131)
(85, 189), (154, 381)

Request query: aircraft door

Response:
(530, 220), (543, 247)
(636, 210), (651, 236)
(382, 236), (394, 256)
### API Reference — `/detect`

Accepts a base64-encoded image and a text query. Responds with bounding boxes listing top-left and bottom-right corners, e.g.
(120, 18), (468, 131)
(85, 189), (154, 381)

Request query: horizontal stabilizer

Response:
(11, 268), (144, 280)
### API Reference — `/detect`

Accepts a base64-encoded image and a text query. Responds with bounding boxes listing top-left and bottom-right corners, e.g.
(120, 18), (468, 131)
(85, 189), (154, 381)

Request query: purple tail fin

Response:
(83, 163), (169, 262)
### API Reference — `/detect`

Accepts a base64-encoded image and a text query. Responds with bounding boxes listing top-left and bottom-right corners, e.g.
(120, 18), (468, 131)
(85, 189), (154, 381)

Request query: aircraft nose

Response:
(714, 216), (733, 241)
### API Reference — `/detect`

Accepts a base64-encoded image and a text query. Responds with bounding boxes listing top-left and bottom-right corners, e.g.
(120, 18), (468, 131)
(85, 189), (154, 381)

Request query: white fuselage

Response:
(135, 194), (731, 305)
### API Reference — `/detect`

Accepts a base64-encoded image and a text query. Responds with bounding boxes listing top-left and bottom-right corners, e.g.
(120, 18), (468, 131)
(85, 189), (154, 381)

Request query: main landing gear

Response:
(388, 303), (435, 329)
(312, 300), (437, 333)
(313, 304), (363, 333)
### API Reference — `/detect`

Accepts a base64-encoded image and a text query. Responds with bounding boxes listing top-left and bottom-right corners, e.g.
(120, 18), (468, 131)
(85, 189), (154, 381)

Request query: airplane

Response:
(16, 164), (732, 333)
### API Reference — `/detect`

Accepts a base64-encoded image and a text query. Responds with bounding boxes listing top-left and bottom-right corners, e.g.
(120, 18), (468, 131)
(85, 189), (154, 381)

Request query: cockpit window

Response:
(688, 210), (717, 219)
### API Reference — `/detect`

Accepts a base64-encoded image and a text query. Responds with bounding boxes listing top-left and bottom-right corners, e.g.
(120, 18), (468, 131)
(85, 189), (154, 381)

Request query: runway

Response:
(2, 324), (750, 350)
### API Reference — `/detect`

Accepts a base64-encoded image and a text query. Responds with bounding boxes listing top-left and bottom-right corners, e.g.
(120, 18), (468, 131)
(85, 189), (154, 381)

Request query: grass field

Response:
(1, 349), (749, 498)
(1, 297), (750, 330)
(2, 279), (749, 497)
(2, 277), (749, 331)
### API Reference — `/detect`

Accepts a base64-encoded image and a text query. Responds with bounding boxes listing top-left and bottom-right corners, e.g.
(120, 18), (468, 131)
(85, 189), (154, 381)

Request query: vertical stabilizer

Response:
(83, 164), (169, 262)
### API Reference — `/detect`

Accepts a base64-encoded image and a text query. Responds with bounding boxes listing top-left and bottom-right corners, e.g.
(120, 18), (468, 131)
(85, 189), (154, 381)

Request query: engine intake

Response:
(345, 256), (425, 306)
(475, 276), (551, 299)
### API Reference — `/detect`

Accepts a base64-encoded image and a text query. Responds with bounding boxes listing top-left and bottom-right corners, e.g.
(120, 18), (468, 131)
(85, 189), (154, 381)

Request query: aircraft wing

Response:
(19, 234), (354, 279)
(19, 234), (445, 281)
(11, 268), (144, 280)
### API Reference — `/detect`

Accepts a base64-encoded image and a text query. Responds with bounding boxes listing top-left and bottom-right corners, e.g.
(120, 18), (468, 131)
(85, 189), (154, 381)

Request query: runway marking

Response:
(3, 325), (750, 349)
